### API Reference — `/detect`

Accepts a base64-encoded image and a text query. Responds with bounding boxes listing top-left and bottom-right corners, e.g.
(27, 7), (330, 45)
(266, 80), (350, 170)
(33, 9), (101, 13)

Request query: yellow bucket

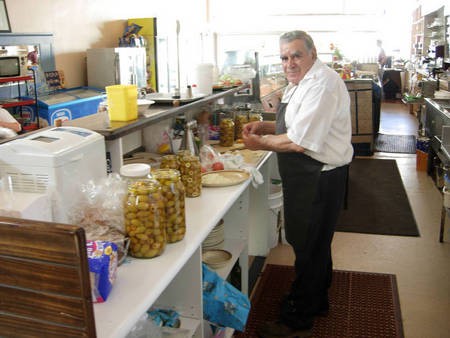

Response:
(106, 85), (138, 121)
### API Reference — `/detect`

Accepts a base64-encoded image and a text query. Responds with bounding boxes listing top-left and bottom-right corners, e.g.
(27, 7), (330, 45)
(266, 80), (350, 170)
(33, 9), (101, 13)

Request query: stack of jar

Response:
(161, 151), (202, 198)
(121, 162), (190, 259)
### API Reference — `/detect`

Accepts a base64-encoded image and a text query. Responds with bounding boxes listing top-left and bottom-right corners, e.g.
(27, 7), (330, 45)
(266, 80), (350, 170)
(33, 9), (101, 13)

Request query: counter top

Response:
(94, 85), (247, 141)
(93, 151), (272, 338)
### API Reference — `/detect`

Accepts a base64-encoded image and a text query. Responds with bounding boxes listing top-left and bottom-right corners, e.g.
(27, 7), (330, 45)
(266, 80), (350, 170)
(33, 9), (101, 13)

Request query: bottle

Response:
(153, 169), (186, 243)
(120, 163), (167, 258)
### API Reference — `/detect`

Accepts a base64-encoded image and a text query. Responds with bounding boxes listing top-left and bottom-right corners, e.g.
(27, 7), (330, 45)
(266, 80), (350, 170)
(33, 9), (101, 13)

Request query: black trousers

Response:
(281, 165), (348, 328)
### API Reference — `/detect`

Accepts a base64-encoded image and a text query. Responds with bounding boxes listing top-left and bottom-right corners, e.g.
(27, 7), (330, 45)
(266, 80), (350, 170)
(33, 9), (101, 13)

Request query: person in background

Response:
(242, 30), (352, 338)
(0, 106), (21, 139)
(377, 39), (387, 68)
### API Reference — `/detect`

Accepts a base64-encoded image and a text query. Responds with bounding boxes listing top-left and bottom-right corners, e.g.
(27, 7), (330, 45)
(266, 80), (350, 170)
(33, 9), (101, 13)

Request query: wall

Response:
(5, 0), (206, 88)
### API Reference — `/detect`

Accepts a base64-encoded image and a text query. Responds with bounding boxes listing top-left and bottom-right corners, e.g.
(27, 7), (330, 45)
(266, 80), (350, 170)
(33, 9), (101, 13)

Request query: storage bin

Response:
(416, 149), (428, 172)
(106, 84), (138, 121)
(268, 182), (284, 246)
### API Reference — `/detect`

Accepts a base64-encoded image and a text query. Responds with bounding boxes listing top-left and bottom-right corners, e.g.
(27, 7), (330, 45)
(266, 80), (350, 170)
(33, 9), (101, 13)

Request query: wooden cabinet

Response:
(345, 79), (376, 155)
(0, 72), (39, 130)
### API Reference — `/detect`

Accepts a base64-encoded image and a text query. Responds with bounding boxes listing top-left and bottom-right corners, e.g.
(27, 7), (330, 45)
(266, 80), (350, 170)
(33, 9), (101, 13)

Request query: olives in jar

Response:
(249, 112), (263, 122)
(234, 112), (248, 140)
(178, 154), (202, 197)
(120, 164), (167, 258)
(160, 154), (179, 170)
(219, 118), (235, 147)
(153, 169), (186, 243)
(124, 179), (167, 258)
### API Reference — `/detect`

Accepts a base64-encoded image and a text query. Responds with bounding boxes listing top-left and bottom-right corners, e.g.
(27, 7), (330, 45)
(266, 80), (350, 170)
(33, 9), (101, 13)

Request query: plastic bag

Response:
(67, 173), (128, 243)
(126, 314), (162, 338)
(202, 263), (250, 331)
(199, 144), (223, 171)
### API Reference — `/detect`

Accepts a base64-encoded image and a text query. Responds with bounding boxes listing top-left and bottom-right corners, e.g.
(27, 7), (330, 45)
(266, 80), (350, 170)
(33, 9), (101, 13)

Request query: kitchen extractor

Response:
(87, 47), (147, 90)
(0, 127), (107, 223)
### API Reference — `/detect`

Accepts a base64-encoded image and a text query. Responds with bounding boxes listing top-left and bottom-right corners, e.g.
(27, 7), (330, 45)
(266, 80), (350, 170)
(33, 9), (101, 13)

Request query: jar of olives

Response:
(153, 169), (186, 243)
(249, 111), (263, 122)
(160, 154), (179, 170)
(178, 154), (202, 197)
(234, 111), (248, 140)
(120, 164), (167, 258)
(219, 117), (235, 147)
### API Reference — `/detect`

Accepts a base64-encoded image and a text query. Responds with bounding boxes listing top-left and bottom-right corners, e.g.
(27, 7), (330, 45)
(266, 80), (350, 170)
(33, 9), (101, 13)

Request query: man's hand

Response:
(243, 133), (304, 153)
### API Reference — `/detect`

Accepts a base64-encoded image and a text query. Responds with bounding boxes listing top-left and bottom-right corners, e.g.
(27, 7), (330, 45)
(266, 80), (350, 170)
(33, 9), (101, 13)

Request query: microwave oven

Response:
(0, 55), (28, 77)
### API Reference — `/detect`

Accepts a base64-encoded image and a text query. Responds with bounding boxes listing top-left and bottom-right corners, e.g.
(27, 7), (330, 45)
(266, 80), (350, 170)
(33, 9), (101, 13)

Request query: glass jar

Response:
(178, 154), (202, 197)
(234, 111), (248, 140)
(160, 154), (179, 170)
(219, 117), (235, 147)
(153, 169), (186, 243)
(249, 111), (263, 122)
(120, 164), (167, 258)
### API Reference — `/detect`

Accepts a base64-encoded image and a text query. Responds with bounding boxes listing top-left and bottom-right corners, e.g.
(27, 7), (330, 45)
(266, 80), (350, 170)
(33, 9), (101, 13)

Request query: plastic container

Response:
(193, 63), (214, 95)
(153, 169), (186, 243)
(106, 84), (138, 121)
(120, 163), (167, 258)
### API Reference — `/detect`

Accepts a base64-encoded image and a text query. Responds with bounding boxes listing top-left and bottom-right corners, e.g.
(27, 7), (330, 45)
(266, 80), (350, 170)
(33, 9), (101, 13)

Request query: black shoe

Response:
(316, 296), (329, 317)
(257, 321), (313, 338)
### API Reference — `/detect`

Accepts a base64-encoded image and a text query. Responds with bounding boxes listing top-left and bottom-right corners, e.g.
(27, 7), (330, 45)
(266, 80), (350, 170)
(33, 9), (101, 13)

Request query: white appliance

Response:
(86, 47), (147, 90)
(0, 127), (107, 223)
(0, 190), (52, 222)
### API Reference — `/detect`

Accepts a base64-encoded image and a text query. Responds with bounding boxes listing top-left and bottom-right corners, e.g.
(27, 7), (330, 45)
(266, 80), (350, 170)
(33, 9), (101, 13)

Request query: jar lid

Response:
(120, 163), (151, 177)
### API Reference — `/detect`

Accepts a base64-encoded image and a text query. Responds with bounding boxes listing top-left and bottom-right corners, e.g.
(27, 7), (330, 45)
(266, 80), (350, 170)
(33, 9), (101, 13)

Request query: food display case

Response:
(218, 50), (287, 110)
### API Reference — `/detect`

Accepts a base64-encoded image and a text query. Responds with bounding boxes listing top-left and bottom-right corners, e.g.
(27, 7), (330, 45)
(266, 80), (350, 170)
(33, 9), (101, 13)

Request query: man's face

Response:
(280, 39), (316, 85)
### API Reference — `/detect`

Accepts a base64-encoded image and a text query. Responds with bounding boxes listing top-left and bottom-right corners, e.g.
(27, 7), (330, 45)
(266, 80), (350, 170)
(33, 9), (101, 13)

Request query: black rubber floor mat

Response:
(235, 264), (404, 338)
(375, 134), (416, 154)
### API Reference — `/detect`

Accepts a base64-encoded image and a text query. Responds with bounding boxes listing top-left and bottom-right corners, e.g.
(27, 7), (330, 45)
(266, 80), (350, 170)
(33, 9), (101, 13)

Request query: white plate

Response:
(202, 249), (232, 269)
(201, 170), (250, 187)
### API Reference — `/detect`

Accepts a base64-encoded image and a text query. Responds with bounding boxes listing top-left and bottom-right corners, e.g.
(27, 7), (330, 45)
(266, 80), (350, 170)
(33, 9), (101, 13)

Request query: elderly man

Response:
(242, 30), (353, 337)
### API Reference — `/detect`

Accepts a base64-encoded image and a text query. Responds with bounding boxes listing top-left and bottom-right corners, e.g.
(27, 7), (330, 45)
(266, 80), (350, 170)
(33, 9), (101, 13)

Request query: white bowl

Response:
(137, 99), (155, 113)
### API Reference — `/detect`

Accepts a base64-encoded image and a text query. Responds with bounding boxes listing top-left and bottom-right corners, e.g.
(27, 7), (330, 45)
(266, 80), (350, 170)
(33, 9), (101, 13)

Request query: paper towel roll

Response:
(193, 63), (213, 95)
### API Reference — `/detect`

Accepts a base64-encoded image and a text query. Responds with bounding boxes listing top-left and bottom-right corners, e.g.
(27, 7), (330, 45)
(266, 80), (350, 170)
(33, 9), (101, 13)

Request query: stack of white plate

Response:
(202, 219), (224, 250)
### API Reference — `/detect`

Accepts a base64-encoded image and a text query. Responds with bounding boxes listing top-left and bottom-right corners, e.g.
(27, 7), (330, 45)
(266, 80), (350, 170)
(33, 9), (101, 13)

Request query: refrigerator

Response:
(86, 47), (147, 90)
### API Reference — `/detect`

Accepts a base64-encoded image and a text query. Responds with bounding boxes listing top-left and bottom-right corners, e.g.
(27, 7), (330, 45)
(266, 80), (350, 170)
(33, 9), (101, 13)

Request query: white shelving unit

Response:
(93, 152), (273, 338)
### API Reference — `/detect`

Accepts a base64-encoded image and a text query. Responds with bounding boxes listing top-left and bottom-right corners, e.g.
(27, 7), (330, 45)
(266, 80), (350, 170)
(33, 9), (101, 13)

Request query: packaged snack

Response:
(86, 240), (118, 302)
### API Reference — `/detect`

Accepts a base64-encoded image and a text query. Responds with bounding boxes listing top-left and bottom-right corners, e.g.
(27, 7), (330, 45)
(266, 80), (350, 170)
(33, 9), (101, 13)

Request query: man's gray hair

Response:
(280, 30), (315, 52)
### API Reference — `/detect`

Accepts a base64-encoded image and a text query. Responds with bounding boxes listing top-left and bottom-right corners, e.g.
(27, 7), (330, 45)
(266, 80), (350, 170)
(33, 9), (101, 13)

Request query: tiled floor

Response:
(263, 101), (450, 338)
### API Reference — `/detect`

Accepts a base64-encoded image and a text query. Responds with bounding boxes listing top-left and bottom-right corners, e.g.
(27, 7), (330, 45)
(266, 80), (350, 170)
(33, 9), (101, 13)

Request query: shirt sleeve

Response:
(286, 83), (339, 152)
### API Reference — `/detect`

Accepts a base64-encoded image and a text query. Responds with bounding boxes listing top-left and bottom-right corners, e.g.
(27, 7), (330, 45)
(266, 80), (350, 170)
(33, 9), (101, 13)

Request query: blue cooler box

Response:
(22, 87), (106, 126)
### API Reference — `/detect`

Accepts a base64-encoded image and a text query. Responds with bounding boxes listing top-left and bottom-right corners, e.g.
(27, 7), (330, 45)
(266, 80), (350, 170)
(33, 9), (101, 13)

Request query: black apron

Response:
(276, 101), (324, 249)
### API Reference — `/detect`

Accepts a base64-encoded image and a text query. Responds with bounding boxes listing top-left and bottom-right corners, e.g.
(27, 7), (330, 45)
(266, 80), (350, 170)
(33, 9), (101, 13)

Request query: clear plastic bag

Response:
(199, 145), (223, 172)
(67, 173), (128, 243)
